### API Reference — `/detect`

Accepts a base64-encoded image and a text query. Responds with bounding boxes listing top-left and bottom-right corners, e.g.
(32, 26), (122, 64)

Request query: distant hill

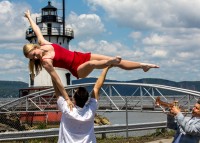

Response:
(0, 81), (28, 98)
(1, 78), (200, 98)
(72, 78), (200, 96)
(72, 78), (199, 90)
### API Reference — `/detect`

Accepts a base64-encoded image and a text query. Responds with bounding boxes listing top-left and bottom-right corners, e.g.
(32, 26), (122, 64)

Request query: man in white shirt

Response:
(54, 66), (111, 143)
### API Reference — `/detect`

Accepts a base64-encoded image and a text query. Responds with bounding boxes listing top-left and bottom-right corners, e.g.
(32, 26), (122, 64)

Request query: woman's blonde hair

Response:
(23, 44), (42, 79)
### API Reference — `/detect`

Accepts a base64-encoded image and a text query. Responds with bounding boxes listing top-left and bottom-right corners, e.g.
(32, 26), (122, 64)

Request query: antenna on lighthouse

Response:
(63, 0), (65, 36)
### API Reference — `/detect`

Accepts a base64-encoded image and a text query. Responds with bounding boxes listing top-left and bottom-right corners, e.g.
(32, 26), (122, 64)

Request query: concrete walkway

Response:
(145, 138), (173, 143)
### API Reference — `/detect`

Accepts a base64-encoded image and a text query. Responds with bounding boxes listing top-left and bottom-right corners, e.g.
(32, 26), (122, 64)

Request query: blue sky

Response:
(1, 0), (200, 83)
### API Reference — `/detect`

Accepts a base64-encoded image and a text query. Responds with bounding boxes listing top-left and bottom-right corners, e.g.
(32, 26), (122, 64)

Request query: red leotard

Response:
(52, 44), (91, 79)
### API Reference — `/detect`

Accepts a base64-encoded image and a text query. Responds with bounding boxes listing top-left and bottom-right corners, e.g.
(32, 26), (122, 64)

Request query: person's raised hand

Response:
(24, 10), (31, 18)
(66, 99), (74, 111)
(170, 106), (180, 116)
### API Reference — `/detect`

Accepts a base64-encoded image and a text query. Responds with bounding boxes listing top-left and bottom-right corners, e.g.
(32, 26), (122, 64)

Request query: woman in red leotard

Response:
(23, 10), (159, 109)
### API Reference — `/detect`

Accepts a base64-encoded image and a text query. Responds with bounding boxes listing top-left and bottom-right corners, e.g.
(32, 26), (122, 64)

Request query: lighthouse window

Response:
(43, 11), (48, 15)
(50, 11), (55, 15)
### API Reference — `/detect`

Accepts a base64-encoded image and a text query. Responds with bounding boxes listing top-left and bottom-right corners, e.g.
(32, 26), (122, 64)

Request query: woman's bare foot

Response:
(106, 56), (122, 66)
(140, 63), (159, 72)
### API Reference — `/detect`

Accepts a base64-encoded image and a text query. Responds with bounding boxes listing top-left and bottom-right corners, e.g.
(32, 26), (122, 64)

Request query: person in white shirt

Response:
(54, 66), (111, 143)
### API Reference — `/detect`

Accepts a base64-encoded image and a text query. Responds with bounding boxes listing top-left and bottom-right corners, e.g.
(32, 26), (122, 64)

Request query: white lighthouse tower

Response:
(25, 0), (74, 87)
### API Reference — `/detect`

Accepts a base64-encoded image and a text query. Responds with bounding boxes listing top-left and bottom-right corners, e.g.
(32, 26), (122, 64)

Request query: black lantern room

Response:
(41, 1), (57, 23)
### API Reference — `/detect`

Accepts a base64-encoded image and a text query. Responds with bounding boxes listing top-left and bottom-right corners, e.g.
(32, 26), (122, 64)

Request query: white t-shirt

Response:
(57, 96), (98, 143)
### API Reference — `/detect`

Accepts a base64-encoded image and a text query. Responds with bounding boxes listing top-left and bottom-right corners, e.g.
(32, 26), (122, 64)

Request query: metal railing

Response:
(0, 82), (199, 113)
(0, 82), (198, 141)
(0, 121), (167, 141)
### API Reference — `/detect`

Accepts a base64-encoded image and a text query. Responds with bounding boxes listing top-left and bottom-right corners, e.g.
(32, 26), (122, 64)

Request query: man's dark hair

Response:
(197, 98), (200, 104)
(73, 87), (89, 108)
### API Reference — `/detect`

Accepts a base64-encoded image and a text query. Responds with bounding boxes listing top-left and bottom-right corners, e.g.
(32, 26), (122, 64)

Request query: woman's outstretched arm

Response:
(43, 60), (74, 110)
(24, 10), (51, 45)
(52, 79), (61, 99)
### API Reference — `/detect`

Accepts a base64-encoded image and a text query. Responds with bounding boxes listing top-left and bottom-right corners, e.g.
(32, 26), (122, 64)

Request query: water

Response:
(97, 111), (167, 124)
(96, 111), (168, 137)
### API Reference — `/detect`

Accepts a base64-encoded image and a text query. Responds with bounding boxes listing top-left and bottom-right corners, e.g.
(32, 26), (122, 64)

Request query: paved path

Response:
(145, 138), (173, 143)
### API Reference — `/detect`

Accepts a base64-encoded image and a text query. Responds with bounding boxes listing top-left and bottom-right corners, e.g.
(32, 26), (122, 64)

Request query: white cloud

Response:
(0, 1), (31, 41)
(178, 52), (192, 59)
(129, 32), (142, 40)
(0, 53), (28, 81)
(66, 12), (105, 38)
(143, 34), (168, 45)
(152, 50), (168, 58)
(87, 0), (200, 29)
(0, 54), (25, 70)
(0, 42), (25, 50)
(71, 38), (135, 58)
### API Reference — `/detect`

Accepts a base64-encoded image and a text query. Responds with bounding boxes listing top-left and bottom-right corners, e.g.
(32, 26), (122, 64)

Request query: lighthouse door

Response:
(47, 23), (52, 35)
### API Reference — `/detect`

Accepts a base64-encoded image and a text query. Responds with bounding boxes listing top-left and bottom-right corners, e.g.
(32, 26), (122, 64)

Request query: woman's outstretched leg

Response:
(140, 63), (159, 72)
(77, 56), (121, 78)
(117, 60), (159, 72)
(89, 54), (159, 72)
(77, 53), (159, 78)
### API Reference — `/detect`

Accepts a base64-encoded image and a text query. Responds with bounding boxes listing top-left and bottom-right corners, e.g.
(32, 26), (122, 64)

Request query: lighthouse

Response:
(25, 1), (74, 87)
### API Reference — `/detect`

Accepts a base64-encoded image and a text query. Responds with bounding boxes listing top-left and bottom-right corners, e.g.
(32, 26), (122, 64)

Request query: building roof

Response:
(42, 1), (57, 10)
